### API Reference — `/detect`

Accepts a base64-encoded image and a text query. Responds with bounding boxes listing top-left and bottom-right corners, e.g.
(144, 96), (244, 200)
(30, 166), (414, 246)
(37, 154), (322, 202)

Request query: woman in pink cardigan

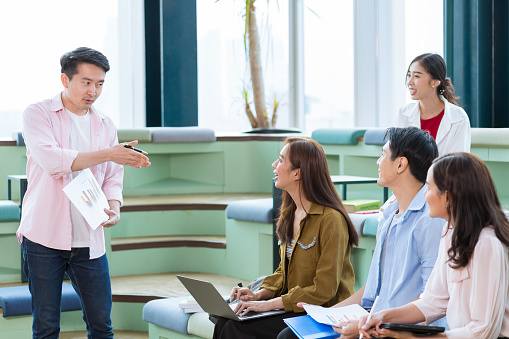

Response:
(359, 152), (509, 339)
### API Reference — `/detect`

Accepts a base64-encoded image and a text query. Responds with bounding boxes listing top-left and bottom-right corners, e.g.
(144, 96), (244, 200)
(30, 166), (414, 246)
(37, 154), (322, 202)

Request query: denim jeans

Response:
(22, 237), (113, 339)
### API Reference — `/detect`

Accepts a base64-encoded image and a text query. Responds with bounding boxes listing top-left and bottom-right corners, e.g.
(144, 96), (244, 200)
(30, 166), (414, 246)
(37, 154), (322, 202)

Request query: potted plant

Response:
(217, 0), (286, 131)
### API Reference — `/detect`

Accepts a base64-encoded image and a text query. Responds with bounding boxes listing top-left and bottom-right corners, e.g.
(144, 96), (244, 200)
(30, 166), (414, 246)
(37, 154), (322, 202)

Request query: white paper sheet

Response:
(303, 303), (369, 326)
(62, 168), (109, 230)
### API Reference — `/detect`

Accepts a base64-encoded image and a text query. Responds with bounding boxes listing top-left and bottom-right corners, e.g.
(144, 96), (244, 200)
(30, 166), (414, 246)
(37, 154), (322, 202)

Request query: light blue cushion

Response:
(226, 198), (274, 223)
(0, 200), (20, 222)
(363, 128), (388, 145)
(150, 127), (216, 143)
(143, 297), (192, 334)
(0, 283), (81, 318)
(361, 216), (379, 237)
(311, 128), (366, 145)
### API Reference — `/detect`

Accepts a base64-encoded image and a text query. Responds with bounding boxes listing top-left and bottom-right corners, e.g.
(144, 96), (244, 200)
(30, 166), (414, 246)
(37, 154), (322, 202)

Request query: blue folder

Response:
(284, 315), (339, 339)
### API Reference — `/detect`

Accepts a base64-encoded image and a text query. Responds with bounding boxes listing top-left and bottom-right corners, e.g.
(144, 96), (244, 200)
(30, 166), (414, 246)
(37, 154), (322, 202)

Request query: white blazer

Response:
(398, 96), (471, 156)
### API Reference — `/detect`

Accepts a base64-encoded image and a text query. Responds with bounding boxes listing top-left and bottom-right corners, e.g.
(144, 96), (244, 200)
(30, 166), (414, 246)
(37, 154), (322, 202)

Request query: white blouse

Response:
(412, 225), (509, 339)
(398, 95), (471, 156)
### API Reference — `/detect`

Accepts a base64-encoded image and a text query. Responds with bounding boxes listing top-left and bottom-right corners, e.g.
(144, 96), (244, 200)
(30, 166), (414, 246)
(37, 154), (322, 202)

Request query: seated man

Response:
(278, 127), (447, 339)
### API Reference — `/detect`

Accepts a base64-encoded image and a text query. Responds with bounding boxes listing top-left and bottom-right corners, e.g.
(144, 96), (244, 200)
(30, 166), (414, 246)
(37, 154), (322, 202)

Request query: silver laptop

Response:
(177, 275), (285, 321)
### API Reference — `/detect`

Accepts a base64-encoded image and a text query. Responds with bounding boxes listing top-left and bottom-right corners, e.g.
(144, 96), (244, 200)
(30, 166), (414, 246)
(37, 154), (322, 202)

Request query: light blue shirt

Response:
(362, 185), (446, 327)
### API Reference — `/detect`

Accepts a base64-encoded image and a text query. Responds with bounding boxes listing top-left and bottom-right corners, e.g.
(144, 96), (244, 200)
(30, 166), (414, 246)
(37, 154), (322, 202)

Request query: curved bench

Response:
(111, 235), (226, 251)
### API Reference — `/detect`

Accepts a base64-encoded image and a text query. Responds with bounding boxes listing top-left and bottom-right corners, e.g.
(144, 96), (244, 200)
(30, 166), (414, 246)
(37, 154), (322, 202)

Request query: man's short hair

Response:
(60, 47), (110, 80)
(385, 127), (439, 183)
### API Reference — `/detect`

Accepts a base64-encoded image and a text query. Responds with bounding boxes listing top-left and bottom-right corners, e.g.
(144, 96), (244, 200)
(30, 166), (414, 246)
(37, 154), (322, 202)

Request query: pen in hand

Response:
(360, 295), (379, 339)
(124, 144), (148, 155)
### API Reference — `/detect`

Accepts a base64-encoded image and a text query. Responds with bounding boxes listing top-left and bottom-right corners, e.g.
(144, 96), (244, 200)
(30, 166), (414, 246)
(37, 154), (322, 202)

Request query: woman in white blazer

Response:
(398, 53), (471, 156)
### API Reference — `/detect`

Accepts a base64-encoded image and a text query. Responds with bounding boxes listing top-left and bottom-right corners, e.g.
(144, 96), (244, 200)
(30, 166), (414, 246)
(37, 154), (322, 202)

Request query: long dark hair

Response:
(431, 152), (509, 269)
(407, 53), (459, 106)
(276, 138), (358, 247)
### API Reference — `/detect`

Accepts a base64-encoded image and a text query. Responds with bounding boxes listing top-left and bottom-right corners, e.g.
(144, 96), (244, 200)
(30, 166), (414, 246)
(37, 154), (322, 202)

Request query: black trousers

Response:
(213, 312), (301, 339)
(276, 327), (299, 339)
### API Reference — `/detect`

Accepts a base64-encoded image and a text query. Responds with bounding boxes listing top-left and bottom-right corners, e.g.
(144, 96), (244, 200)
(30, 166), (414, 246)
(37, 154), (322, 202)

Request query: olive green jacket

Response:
(260, 202), (355, 312)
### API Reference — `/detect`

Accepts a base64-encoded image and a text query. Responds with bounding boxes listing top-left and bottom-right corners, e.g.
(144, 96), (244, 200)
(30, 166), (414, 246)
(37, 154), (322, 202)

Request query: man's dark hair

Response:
(385, 127), (439, 183)
(60, 47), (110, 79)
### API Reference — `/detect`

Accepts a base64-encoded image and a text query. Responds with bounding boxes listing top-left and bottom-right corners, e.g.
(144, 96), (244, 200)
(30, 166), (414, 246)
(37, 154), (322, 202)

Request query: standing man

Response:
(17, 47), (151, 338)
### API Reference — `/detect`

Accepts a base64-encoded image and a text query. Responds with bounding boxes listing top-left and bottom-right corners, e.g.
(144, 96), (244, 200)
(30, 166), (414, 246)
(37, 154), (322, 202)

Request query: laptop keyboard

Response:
(229, 303), (258, 318)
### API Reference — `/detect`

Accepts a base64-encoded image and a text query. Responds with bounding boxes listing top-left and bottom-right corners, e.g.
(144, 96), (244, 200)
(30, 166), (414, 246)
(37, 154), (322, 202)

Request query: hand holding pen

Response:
(124, 144), (148, 155)
(112, 140), (151, 168)
(359, 296), (380, 339)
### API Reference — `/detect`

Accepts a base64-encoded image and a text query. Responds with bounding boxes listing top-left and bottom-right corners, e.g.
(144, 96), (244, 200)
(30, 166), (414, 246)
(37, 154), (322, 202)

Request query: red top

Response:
(420, 109), (444, 140)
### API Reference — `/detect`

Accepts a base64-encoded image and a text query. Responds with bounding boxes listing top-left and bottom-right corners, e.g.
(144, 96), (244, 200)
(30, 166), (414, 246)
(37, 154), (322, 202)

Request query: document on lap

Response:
(303, 304), (368, 326)
(63, 168), (110, 229)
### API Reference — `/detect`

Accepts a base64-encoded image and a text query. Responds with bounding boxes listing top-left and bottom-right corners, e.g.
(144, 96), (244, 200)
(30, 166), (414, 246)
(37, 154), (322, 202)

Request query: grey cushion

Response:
(143, 297), (193, 334)
(150, 127), (216, 143)
(226, 198), (274, 223)
(348, 213), (372, 236)
(0, 283), (80, 318)
(0, 200), (20, 222)
(363, 128), (388, 145)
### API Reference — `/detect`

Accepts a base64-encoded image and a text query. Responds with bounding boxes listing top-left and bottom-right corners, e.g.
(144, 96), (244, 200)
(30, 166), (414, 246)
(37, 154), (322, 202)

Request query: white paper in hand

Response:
(62, 168), (109, 230)
(303, 303), (368, 326)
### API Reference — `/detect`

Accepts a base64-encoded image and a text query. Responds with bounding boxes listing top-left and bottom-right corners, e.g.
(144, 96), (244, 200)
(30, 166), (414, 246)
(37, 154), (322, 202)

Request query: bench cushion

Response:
(0, 200), (20, 222)
(226, 198), (274, 223)
(150, 127), (216, 143)
(361, 216), (379, 237)
(0, 283), (81, 318)
(347, 213), (378, 237)
(117, 129), (152, 143)
(188, 312), (214, 338)
(311, 128), (366, 145)
(471, 128), (509, 147)
(143, 297), (192, 334)
(363, 128), (388, 145)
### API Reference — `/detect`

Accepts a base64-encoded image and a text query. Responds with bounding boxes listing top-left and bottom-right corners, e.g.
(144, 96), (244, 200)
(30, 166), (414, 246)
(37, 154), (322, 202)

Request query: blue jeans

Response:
(22, 237), (113, 339)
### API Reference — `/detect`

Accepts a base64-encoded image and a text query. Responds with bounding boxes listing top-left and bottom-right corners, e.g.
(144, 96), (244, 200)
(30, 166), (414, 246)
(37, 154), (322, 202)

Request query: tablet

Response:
(380, 323), (445, 334)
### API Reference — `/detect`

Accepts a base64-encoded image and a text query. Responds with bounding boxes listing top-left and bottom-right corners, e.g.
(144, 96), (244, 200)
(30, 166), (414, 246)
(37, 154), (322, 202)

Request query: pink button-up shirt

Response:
(17, 93), (124, 259)
(413, 225), (509, 339)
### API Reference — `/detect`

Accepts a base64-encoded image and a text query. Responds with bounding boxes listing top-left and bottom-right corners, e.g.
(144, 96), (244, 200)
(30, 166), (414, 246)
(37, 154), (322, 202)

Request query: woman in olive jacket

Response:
(213, 137), (358, 339)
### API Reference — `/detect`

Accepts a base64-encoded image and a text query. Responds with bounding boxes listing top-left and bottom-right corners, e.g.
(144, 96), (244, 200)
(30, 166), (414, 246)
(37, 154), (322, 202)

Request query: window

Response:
(196, 0), (289, 131)
(0, 1), (119, 138)
(302, 0), (355, 132)
(404, 0), (443, 105)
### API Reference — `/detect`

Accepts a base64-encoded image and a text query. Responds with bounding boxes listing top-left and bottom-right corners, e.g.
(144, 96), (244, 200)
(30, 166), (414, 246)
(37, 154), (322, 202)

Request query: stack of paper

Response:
(178, 299), (204, 313)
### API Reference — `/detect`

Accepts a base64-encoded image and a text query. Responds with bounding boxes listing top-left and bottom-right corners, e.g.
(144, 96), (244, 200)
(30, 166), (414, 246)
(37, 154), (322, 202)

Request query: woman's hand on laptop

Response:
(234, 297), (284, 316)
(230, 287), (257, 302)
(230, 287), (274, 303)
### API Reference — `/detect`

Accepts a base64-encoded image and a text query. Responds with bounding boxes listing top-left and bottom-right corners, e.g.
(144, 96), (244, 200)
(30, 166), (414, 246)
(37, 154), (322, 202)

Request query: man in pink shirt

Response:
(17, 47), (151, 339)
